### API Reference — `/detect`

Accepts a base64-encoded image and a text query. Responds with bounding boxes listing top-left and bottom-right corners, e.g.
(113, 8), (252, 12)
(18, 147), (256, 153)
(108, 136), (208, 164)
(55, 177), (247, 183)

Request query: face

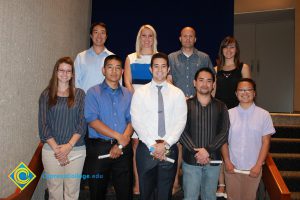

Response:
(150, 58), (169, 84)
(222, 43), (236, 60)
(140, 28), (154, 49)
(236, 81), (256, 104)
(193, 71), (214, 95)
(179, 27), (196, 49)
(102, 59), (123, 84)
(90, 25), (107, 47)
(57, 63), (73, 84)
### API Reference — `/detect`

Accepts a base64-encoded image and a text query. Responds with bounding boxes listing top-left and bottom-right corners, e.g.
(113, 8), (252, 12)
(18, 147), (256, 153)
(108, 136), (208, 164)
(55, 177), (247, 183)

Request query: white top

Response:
(130, 80), (187, 148)
(228, 103), (275, 170)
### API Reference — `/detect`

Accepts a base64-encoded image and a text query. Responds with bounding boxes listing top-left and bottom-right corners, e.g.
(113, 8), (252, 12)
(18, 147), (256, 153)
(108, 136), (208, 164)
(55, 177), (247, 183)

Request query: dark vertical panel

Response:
(91, 0), (233, 65)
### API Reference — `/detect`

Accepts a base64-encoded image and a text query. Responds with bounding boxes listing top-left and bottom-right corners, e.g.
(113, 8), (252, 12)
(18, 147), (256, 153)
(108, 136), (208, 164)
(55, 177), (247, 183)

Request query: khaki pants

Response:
(224, 169), (261, 200)
(42, 147), (86, 200)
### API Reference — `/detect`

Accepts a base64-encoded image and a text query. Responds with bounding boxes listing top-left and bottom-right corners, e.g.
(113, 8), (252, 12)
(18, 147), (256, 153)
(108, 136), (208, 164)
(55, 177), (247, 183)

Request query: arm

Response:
(164, 91), (187, 146)
(130, 90), (156, 148)
(124, 56), (134, 93)
(211, 66), (218, 97)
(241, 63), (251, 78)
(250, 134), (271, 177)
(205, 103), (229, 156)
(56, 90), (87, 159)
(221, 143), (235, 173)
(74, 55), (81, 88)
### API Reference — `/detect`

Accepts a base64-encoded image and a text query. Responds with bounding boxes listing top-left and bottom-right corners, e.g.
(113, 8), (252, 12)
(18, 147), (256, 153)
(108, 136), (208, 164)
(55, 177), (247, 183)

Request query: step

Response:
(291, 192), (300, 200)
(273, 125), (300, 139)
(280, 171), (300, 192)
(270, 138), (300, 153)
(271, 153), (300, 171)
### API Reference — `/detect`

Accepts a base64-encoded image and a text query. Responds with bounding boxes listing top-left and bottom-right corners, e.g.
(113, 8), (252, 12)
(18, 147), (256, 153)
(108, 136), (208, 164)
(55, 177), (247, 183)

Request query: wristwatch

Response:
(118, 144), (123, 149)
(164, 143), (170, 150)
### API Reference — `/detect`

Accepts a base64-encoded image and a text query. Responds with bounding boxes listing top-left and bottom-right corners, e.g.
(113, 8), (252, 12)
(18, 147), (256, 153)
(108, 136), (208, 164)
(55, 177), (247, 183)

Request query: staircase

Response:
(270, 114), (300, 200)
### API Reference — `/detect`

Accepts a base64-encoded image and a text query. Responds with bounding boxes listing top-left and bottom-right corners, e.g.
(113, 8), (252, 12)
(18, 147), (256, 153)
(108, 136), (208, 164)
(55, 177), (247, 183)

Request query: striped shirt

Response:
(38, 88), (86, 147)
(180, 96), (229, 165)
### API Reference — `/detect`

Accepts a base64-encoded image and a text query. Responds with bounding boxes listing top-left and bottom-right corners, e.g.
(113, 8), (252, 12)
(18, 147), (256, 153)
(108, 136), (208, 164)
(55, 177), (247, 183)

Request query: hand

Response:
(250, 164), (262, 178)
(109, 145), (123, 159)
(55, 143), (72, 160)
(224, 160), (235, 173)
(116, 134), (130, 147)
(194, 148), (209, 163)
(152, 143), (166, 161)
(58, 155), (70, 166)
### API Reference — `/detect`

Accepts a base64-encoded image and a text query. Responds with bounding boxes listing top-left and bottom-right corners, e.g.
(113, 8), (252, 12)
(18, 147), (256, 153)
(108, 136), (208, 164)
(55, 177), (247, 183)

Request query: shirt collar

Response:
(100, 80), (124, 95)
(179, 47), (198, 57)
(88, 46), (110, 56)
(150, 80), (168, 90)
(237, 102), (256, 114)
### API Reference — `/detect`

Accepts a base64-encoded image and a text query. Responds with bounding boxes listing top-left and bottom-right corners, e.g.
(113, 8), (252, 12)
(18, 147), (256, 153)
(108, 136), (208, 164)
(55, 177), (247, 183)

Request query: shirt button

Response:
(113, 102), (116, 105)
(114, 113), (117, 116)
(114, 124), (117, 127)
(186, 76), (189, 78)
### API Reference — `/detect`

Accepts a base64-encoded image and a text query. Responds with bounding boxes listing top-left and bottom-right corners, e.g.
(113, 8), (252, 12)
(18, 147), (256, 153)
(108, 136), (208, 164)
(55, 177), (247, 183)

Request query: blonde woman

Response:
(124, 24), (158, 195)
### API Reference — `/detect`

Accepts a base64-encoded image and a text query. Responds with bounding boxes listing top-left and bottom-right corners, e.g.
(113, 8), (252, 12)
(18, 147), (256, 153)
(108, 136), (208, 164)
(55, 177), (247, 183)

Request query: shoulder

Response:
(40, 88), (49, 98)
(76, 48), (90, 58)
(86, 84), (101, 96)
(105, 48), (114, 55)
(212, 98), (228, 110)
(75, 88), (85, 97)
(194, 49), (210, 58)
(167, 83), (185, 96)
(254, 105), (271, 116)
(120, 86), (132, 98)
(168, 50), (181, 58)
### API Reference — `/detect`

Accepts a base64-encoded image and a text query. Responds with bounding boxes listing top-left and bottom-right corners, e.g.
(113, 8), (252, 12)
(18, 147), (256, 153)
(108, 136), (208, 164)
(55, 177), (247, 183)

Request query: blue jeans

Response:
(182, 161), (221, 200)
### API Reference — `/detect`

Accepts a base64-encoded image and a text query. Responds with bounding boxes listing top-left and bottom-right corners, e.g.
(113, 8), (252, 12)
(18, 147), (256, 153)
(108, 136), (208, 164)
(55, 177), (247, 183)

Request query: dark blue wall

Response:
(91, 0), (234, 65)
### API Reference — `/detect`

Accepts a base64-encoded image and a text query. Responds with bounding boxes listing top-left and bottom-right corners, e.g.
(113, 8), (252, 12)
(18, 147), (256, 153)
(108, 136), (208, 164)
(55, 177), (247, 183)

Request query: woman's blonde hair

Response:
(135, 24), (158, 58)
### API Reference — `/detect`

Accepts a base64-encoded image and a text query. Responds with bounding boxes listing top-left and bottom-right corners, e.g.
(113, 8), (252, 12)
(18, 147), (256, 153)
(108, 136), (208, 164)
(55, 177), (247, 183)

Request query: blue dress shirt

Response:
(74, 47), (114, 93)
(84, 80), (132, 140)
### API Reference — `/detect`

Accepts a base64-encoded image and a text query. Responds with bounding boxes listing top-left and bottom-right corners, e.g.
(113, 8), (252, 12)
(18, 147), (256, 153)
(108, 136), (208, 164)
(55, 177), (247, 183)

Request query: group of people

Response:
(38, 22), (275, 200)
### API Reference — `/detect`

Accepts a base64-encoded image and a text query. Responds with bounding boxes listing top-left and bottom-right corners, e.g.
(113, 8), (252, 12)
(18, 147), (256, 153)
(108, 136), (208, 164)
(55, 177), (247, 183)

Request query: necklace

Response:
(223, 72), (231, 78)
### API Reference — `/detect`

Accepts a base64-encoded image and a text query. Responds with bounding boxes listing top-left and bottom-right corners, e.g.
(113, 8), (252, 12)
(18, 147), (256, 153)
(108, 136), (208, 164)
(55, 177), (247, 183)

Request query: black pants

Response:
(86, 139), (133, 200)
(136, 141), (178, 200)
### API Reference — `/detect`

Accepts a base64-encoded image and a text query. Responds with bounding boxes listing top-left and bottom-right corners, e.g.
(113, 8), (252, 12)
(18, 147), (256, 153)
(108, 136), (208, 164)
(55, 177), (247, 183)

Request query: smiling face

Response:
(236, 81), (256, 105)
(102, 59), (123, 86)
(57, 62), (73, 84)
(150, 58), (169, 84)
(90, 25), (107, 47)
(179, 27), (196, 49)
(193, 71), (214, 96)
(140, 27), (154, 49)
(222, 43), (237, 60)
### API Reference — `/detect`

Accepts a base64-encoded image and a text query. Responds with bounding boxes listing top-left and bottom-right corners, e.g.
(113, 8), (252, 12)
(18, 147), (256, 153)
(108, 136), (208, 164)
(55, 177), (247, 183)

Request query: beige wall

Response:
(235, 0), (295, 13)
(235, 0), (300, 112)
(0, 0), (91, 198)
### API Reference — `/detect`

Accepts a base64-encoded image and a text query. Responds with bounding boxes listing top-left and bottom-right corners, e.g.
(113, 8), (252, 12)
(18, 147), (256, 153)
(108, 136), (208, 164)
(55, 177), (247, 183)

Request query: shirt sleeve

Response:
(131, 89), (156, 148)
(179, 125), (197, 154)
(74, 89), (87, 137)
(262, 112), (276, 136)
(84, 88), (100, 123)
(168, 54), (174, 76)
(38, 91), (54, 142)
(205, 103), (229, 155)
(165, 90), (187, 146)
(74, 54), (81, 89)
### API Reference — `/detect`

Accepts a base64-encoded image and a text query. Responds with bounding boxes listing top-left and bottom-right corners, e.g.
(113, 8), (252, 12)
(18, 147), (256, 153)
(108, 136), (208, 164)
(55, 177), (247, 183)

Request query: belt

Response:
(89, 138), (117, 144)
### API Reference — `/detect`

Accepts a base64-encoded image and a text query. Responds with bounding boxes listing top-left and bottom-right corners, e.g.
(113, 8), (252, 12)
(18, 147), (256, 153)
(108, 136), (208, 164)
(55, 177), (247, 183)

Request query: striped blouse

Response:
(38, 88), (86, 147)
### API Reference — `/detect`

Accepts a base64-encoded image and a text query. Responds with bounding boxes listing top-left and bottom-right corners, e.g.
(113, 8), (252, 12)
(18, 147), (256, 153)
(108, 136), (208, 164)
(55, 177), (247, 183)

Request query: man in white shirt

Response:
(131, 52), (187, 200)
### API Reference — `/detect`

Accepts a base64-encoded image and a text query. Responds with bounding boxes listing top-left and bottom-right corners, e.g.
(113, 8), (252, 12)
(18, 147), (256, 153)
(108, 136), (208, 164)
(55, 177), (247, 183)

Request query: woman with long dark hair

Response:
(215, 36), (251, 198)
(39, 57), (86, 200)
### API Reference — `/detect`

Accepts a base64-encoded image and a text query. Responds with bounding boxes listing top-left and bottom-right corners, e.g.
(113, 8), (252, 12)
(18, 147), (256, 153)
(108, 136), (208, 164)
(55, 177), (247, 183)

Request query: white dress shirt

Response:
(131, 80), (187, 148)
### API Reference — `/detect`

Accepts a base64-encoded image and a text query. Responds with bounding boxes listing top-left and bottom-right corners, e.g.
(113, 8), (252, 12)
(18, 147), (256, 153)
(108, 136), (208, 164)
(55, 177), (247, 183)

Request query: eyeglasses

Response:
(237, 88), (254, 93)
(57, 69), (72, 74)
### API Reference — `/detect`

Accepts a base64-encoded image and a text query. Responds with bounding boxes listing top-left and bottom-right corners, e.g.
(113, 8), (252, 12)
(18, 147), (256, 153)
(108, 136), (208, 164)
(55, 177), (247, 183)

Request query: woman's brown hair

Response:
(216, 36), (241, 71)
(47, 57), (75, 108)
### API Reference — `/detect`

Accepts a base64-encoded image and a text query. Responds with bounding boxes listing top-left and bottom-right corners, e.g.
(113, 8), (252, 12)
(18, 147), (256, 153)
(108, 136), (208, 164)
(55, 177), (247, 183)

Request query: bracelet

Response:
(68, 142), (74, 148)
